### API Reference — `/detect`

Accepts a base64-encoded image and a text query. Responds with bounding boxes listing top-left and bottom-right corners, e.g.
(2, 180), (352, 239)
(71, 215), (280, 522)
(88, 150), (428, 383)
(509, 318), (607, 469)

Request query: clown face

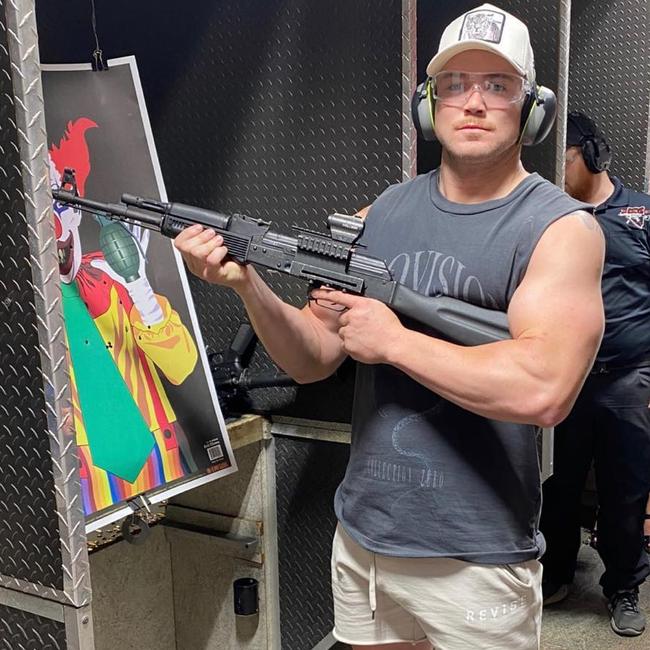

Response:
(49, 157), (83, 283)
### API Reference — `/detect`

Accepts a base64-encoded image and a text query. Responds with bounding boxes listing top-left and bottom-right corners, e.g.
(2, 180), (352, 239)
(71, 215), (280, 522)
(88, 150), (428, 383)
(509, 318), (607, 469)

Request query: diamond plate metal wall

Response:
(267, 1), (413, 644)
(158, 0), (407, 419)
(416, 0), (563, 182)
(36, 0), (408, 421)
(0, 605), (66, 650)
(35, 2), (412, 647)
(35, 3), (412, 648)
(275, 436), (350, 650)
(569, 0), (650, 190)
(0, 0), (92, 646)
(0, 0), (62, 594)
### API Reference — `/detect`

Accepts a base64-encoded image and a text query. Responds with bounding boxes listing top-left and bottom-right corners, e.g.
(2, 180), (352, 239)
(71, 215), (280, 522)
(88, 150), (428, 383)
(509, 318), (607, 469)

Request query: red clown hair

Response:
(49, 117), (98, 197)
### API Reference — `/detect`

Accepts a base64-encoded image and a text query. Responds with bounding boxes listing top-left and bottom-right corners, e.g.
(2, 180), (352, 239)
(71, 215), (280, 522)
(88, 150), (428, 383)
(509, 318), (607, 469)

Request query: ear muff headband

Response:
(411, 78), (557, 147)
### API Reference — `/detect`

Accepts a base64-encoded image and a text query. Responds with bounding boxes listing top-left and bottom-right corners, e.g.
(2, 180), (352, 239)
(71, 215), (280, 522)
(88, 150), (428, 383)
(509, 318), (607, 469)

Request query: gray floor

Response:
(333, 542), (650, 650)
(541, 542), (649, 650)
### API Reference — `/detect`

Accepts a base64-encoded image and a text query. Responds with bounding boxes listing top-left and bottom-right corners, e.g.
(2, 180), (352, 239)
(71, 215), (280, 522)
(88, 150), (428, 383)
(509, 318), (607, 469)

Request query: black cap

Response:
(566, 111), (607, 148)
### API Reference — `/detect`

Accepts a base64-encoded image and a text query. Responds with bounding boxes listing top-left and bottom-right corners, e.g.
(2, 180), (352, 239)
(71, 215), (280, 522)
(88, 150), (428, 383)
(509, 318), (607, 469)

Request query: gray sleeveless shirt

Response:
(334, 170), (590, 564)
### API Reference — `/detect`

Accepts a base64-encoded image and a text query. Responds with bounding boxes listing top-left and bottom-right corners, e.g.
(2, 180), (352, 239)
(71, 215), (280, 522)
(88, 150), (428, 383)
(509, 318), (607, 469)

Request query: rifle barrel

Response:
(52, 189), (163, 229)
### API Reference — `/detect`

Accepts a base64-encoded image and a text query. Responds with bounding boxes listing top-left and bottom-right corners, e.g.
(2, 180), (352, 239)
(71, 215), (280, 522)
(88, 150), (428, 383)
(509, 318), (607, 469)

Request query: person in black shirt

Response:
(540, 111), (650, 638)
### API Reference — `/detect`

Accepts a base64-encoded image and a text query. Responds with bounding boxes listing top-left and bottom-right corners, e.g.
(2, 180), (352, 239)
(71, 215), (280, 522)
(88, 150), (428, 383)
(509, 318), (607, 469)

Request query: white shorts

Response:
(331, 524), (542, 650)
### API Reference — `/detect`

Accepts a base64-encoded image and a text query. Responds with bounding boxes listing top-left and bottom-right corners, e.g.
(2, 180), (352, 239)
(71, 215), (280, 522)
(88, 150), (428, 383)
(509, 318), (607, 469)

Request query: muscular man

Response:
(177, 5), (604, 648)
(540, 111), (650, 638)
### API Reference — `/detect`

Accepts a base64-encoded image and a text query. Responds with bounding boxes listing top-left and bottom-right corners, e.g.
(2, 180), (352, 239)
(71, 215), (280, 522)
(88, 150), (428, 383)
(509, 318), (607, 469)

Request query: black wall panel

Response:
(275, 436), (349, 650)
(569, 0), (649, 190)
(36, 0), (405, 422)
(0, 605), (66, 650)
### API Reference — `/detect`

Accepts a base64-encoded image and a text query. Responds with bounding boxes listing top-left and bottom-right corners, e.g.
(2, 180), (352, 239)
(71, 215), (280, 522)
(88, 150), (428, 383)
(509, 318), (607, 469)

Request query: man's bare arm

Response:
(173, 207), (374, 384)
(317, 211), (605, 427)
(235, 269), (347, 383)
(235, 207), (373, 382)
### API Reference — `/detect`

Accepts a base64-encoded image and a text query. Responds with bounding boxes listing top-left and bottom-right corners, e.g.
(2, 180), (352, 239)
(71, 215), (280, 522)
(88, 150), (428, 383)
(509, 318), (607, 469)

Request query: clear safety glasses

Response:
(432, 71), (531, 108)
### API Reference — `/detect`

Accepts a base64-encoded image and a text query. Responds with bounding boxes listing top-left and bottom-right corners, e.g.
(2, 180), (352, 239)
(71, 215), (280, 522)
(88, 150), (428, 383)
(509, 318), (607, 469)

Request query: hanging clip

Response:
(91, 48), (108, 72)
(120, 495), (152, 545)
(89, 0), (109, 71)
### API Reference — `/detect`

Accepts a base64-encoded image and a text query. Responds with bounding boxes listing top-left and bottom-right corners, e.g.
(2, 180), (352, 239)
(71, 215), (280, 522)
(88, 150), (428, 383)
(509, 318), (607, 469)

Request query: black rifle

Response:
(52, 170), (509, 345)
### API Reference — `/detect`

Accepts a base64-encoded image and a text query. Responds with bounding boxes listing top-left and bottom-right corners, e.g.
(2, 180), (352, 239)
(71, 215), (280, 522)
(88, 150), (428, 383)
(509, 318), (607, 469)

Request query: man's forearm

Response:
(386, 328), (593, 428)
(235, 269), (342, 383)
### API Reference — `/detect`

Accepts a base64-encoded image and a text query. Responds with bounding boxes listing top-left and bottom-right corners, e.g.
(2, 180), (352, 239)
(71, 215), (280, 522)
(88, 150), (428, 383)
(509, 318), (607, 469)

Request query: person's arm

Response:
(236, 268), (348, 382)
(173, 224), (347, 383)
(311, 211), (605, 427)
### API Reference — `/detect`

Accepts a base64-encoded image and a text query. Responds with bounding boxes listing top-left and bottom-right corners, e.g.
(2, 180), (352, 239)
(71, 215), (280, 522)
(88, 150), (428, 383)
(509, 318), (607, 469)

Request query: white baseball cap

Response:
(426, 4), (536, 82)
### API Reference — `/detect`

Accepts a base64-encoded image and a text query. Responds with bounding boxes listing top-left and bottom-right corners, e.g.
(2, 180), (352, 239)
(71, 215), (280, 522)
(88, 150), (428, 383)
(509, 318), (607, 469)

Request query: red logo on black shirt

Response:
(619, 206), (650, 229)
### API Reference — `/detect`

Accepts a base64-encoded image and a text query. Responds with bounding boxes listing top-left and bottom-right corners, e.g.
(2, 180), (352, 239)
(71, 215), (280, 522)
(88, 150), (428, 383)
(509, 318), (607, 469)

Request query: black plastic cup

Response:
(233, 577), (259, 616)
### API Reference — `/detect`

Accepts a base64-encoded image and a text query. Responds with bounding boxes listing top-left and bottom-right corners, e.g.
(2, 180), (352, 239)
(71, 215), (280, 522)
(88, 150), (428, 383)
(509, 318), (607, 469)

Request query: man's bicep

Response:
(508, 211), (605, 370)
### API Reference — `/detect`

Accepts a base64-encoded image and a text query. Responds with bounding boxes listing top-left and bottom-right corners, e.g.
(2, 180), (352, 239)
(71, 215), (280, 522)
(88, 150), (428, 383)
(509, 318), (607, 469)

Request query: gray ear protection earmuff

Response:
(411, 77), (557, 147)
(411, 78), (437, 142)
(567, 111), (612, 173)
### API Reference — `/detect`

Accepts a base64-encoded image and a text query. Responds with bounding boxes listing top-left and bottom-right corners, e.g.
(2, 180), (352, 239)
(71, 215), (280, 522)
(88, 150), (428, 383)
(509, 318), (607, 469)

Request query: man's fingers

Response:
(206, 244), (229, 266)
(179, 223), (204, 236)
(173, 224), (205, 246)
(190, 240), (225, 264)
(174, 226), (219, 252)
(310, 289), (359, 308)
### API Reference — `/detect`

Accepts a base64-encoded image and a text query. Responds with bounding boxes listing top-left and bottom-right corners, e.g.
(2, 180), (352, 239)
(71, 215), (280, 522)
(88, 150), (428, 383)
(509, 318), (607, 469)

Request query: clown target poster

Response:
(42, 57), (237, 528)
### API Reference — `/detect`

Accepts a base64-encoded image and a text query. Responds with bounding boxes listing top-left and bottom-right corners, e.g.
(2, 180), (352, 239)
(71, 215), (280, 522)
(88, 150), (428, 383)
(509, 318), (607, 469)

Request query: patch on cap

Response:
(459, 9), (506, 44)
